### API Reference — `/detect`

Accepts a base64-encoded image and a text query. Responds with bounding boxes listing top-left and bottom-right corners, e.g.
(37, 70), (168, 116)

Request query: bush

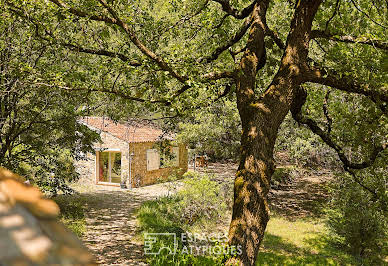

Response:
(271, 166), (299, 190)
(160, 169), (182, 197)
(178, 174), (227, 225)
(326, 170), (388, 261)
(275, 114), (338, 169)
(137, 174), (230, 265)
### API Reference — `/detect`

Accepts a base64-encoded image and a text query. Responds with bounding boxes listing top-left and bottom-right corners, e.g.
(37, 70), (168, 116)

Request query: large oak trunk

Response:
(227, 111), (278, 265)
(227, 1), (322, 265)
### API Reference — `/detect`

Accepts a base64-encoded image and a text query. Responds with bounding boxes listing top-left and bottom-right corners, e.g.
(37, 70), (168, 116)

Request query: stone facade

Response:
(129, 142), (188, 187)
(75, 130), (188, 187)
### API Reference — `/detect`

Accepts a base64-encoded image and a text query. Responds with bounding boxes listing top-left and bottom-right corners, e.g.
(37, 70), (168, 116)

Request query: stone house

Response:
(76, 117), (188, 188)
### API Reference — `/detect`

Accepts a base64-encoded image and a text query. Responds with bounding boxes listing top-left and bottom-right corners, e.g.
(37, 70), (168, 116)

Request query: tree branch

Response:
(97, 0), (188, 83)
(160, 0), (210, 36)
(200, 15), (253, 63)
(311, 30), (388, 50)
(350, 0), (388, 29)
(215, 83), (232, 101)
(306, 66), (388, 103)
(291, 86), (387, 171)
(49, 0), (188, 84)
(59, 42), (142, 66)
(346, 169), (380, 199)
(324, 0), (340, 31)
(213, 13), (229, 29)
(203, 0), (285, 63)
(202, 70), (236, 80)
(31, 82), (168, 104)
(49, 0), (117, 24)
(212, 0), (256, 19)
(265, 27), (285, 50)
(322, 89), (332, 134)
(6, 2), (142, 66)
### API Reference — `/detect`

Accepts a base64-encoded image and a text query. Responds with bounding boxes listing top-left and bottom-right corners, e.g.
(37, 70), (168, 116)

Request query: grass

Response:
(137, 195), (386, 266)
(53, 194), (87, 238)
(257, 216), (360, 265)
(137, 196), (226, 265)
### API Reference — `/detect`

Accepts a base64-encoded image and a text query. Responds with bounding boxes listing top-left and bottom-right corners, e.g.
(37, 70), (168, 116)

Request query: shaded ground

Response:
(195, 163), (331, 219)
(71, 163), (331, 265)
(268, 168), (331, 219)
(73, 183), (174, 265)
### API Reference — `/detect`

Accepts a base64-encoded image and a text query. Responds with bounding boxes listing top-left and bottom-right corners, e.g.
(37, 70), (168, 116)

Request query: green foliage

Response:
(2, 1), (387, 262)
(159, 169), (181, 196)
(137, 197), (226, 265)
(182, 171), (201, 179)
(271, 166), (299, 189)
(153, 140), (177, 168)
(326, 170), (388, 261)
(54, 195), (86, 237)
(140, 173), (227, 228)
(3, 0), (385, 173)
(177, 100), (241, 161)
(138, 195), (361, 265)
(21, 149), (80, 196)
(0, 7), (100, 194)
(137, 174), (230, 265)
(275, 115), (338, 168)
(178, 174), (227, 225)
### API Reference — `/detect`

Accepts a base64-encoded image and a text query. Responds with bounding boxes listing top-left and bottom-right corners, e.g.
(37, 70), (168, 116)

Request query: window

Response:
(98, 151), (121, 183)
(147, 149), (160, 171)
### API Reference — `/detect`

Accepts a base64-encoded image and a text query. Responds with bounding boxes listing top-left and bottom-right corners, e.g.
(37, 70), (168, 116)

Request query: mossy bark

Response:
(227, 1), (322, 265)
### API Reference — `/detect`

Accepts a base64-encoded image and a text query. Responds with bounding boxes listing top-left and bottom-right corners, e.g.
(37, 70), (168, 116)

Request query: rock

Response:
(0, 167), (97, 265)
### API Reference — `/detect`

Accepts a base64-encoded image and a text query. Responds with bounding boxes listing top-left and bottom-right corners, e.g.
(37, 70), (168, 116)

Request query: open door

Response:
(97, 151), (121, 184)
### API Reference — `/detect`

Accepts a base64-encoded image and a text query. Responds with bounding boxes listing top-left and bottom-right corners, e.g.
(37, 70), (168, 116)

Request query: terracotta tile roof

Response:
(79, 117), (173, 143)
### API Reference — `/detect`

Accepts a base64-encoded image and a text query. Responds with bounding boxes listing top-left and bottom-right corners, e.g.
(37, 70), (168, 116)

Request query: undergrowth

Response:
(53, 194), (86, 238)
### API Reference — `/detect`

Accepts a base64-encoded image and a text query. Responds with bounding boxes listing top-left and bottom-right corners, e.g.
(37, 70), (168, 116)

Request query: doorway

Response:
(97, 151), (121, 184)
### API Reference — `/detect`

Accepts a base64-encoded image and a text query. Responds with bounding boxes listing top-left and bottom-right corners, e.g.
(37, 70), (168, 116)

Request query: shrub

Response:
(160, 169), (182, 197)
(137, 174), (231, 265)
(326, 170), (388, 261)
(177, 174), (227, 225)
(271, 166), (299, 190)
(182, 170), (201, 179)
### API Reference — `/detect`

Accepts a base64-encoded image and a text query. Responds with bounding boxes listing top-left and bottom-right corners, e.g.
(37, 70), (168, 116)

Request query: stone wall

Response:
(75, 130), (188, 187)
(129, 142), (188, 187)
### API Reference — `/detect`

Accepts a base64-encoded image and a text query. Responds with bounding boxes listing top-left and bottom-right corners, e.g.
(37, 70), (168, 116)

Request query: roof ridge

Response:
(78, 116), (173, 143)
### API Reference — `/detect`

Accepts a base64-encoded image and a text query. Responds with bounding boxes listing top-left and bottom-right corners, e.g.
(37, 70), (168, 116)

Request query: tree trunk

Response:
(227, 1), (322, 265)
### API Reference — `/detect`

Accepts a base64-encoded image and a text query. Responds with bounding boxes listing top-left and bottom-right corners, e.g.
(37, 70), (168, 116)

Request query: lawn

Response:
(137, 196), (365, 266)
(258, 216), (359, 265)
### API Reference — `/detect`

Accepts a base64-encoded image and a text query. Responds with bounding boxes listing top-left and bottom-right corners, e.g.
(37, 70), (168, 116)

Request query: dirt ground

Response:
(195, 162), (331, 219)
(75, 162), (331, 265)
(268, 168), (331, 219)
(75, 183), (174, 265)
